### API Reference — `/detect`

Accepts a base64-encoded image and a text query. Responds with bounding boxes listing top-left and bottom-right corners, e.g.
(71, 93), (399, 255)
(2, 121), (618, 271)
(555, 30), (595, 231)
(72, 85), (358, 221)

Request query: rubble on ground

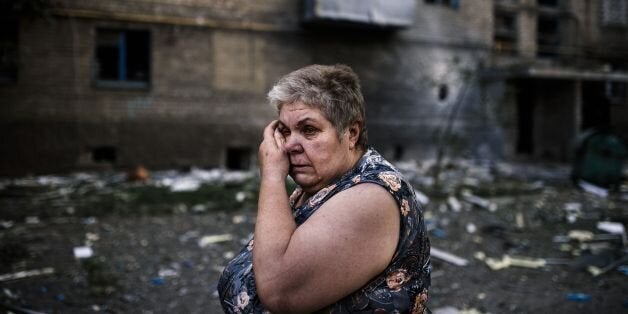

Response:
(0, 160), (626, 313)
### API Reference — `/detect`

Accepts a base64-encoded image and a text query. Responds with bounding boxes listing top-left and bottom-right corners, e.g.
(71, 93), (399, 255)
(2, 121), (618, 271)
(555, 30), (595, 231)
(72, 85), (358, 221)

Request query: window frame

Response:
(93, 27), (151, 90)
(424, 0), (460, 10)
(0, 17), (19, 84)
(601, 0), (627, 27)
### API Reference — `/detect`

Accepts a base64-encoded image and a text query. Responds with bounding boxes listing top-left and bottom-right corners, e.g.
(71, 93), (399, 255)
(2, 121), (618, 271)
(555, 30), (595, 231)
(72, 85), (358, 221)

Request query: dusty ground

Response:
(0, 163), (626, 313)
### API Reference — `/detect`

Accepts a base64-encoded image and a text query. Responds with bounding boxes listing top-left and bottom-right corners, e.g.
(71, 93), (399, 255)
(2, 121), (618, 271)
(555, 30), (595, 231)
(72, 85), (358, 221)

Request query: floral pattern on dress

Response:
(217, 148), (431, 313)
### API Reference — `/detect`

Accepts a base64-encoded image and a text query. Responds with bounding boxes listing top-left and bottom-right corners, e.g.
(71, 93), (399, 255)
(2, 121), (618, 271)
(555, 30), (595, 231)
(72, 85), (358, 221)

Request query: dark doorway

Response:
(581, 81), (611, 131)
(516, 80), (534, 154)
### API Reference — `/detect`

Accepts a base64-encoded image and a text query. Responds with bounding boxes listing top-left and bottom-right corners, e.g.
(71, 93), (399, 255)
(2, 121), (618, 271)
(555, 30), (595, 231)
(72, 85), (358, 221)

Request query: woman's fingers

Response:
(263, 120), (278, 141)
(273, 127), (286, 151)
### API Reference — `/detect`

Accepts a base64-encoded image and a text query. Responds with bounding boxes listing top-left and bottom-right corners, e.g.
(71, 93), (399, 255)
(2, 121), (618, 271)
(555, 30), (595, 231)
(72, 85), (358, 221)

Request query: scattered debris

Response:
(73, 246), (94, 259)
(588, 255), (628, 277)
(564, 202), (582, 223)
(0, 268), (55, 282)
(232, 215), (246, 224)
(461, 191), (493, 210)
(553, 232), (622, 243)
(158, 268), (179, 278)
(235, 191), (247, 202)
(447, 196), (462, 212)
(25, 216), (40, 225)
(127, 165), (150, 182)
(151, 277), (165, 286)
(515, 212), (525, 229)
(198, 234), (233, 247)
(568, 230), (594, 242)
(566, 292), (592, 302)
(477, 254), (546, 270)
(191, 204), (207, 213)
(578, 180), (608, 198)
(0, 303), (47, 314)
(414, 189), (430, 205)
(465, 223), (477, 234)
(431, 247), (469, 266)
(432, 228), (447, 239)
(597, 221), (625, 238)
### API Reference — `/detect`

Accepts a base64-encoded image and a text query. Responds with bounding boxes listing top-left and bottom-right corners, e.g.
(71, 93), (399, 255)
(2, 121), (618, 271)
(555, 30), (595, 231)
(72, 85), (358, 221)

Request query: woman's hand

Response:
(259, 120), (289, 180)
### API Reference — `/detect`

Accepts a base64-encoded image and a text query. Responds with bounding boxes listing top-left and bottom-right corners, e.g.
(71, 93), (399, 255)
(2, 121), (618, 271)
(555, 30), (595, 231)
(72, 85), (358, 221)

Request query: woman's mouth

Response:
(290, 164), (310, 172)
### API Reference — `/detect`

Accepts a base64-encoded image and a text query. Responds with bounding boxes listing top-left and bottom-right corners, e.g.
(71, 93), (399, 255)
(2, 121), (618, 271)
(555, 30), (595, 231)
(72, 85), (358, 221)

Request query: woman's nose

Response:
(284, 135), (303, 154)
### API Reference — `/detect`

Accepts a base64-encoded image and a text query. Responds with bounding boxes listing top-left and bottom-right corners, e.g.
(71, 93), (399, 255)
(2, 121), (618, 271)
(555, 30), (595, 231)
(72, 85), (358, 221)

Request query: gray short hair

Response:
(267, 64), (368, 151)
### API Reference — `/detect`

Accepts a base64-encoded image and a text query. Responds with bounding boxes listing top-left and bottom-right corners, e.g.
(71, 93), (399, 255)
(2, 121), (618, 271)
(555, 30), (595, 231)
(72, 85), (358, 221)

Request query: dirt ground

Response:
(0, 163), (626, 313)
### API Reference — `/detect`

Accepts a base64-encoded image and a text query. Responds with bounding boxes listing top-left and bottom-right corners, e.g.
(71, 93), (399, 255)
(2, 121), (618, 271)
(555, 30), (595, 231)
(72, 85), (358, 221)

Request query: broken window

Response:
(493, 10), (518, 54)
(601, 0), (627, 26)
(95, 28), (150, 88)
(91, 146), (117, 163)
(606, 81), (627, 105)
(424, 0), (460, 10)
(0, 18), (18, 83)
(537, 0), (559, 7)
(226, 147), (251, 170)
(536, 16), (560, 57)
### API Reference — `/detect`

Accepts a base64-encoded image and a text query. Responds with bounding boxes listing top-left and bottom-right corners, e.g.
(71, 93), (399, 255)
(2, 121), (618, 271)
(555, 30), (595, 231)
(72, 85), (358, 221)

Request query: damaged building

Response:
(0, 0), (626, 176)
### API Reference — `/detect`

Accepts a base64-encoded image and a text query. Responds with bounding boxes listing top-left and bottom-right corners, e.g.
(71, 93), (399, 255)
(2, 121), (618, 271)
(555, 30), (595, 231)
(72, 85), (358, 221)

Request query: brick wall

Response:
(0, 0), (519, 175)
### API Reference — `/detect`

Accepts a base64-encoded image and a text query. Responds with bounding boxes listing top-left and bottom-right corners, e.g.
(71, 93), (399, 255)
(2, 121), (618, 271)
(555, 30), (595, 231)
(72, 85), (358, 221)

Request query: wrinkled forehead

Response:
(278, 102), (330, 126)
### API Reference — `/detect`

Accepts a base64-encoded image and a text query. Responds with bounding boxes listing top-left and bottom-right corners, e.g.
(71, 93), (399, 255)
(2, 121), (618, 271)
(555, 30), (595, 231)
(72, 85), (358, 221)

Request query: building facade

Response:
(0, 0), (626, 176)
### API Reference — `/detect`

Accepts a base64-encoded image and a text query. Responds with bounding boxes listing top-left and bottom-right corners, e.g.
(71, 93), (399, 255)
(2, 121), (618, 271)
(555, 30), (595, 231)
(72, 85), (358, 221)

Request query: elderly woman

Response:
(218, 64), (431, 313)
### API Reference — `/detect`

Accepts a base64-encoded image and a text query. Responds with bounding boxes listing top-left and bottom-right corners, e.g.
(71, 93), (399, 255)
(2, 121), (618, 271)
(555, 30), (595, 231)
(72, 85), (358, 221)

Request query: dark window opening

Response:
(226, 147), (251, 170)
(424, 0), (460, 9)
(92, 146), (117, 163)
(95, 28), (150, 88)
(438, 84), (449, 101)
(0, 18), (18, 83)
(516, 81), (534, 155)
(606, 81), (627, 105)
(494, 11), (517, 54)
(537, 16), (560, 57)
(537, 0), (559, 7)
(582, 82), (611, 131)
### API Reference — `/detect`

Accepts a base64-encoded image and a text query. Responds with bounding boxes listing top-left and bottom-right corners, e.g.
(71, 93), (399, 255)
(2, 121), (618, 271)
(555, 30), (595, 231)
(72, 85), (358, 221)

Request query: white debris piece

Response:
(466, 223), (477, 234)
(597, 221), (625, 235)
(0, 268), (55, 282)
(232, 214), (246, 224)
(567, 230), (594, 242)
(461, 192), (492, 209)
(447, 196), (462, 212)
(235, 191), (247, 202)
(73, 246), (94, 259)
(484, 254), (546, 270)
(158, 268), (179, 278)
(564, 202), (582, 223)
(578, 180), (608, 197)
(431, 247), (469, 266)
(198, 234), (233, 247)
(25, 216), (40, 224)
(414, 189), (429, 205)
(169, 178), (201, 192)
(432, 306), (460, 314)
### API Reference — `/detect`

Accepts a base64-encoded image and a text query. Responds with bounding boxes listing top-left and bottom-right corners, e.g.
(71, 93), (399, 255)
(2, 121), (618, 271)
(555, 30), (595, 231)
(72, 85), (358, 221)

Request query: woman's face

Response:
(278, 102), (357, 194)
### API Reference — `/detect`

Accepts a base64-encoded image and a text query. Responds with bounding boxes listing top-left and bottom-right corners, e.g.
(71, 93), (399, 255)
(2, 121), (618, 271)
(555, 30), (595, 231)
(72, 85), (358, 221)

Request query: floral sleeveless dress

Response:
(218, 148), (431, 313)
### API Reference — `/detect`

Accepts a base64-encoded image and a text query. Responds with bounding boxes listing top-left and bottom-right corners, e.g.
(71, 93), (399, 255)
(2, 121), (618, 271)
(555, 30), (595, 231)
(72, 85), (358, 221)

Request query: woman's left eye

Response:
(302, 127), (317, 135)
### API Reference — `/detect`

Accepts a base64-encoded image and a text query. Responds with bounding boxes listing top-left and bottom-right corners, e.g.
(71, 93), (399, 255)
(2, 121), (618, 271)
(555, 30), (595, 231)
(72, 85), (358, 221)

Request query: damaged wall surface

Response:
(0, 0), (626, 176)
